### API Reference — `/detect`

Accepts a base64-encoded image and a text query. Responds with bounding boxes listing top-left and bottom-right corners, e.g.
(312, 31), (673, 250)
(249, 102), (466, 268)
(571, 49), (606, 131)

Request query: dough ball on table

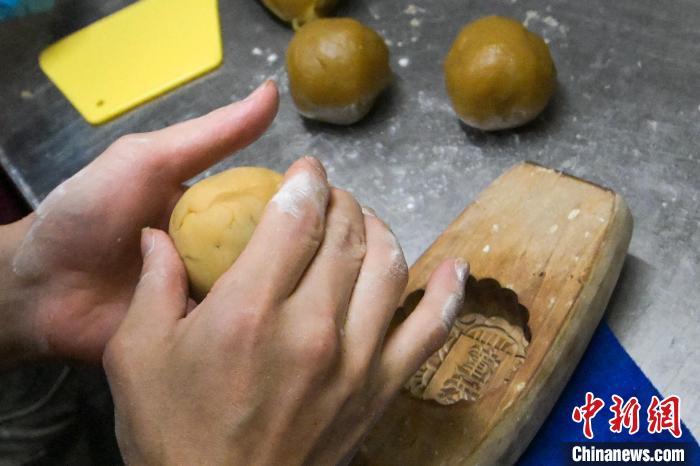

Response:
(444, 16), (556, 131)
(262, 0), (338, 29)
(286, 18), (392, 125)
(169, 167), (283, 301)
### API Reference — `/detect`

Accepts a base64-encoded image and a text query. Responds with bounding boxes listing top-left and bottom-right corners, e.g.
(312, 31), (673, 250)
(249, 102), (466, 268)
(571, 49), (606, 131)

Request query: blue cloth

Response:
(0, 0), (53, 20)
(520, 322), (698, 464)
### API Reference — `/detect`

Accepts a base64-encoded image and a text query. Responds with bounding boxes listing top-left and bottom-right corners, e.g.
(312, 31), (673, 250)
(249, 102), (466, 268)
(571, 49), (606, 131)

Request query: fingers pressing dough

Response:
(169, 167), (283, 300)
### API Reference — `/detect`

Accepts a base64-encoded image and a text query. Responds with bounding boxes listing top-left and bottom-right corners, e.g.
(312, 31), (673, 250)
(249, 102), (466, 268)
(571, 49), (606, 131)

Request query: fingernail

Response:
(243, 79), (274, 102)
(362, 206), (377, 217)
(454, 258), (469, 284)
(362, 206), (395, 233)
(141, 228), (155, 257)
(302, 155), (326, 178)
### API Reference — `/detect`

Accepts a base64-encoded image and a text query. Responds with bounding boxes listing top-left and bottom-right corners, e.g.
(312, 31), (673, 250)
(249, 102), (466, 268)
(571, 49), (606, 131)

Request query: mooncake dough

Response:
(286, 18), (391, 125)
(169, 167), (283, 300)
(444, 16), (556, 130)
(262, 0), (338, 29)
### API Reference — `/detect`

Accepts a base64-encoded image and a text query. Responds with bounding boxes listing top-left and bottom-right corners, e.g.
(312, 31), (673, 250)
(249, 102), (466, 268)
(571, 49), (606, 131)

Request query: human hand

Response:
(5, 81), (279, 364)
(103, 157), (469, 465)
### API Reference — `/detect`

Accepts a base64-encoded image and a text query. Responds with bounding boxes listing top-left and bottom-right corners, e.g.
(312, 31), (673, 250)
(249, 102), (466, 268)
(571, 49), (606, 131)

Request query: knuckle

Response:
(298, 319), (340, 369)
(246, 282), (279, 309)
(365, 214), (409, 284)
(204, 296), (268, 343)
(373, 236), (409, 286)
(110, 133), (150, 154)
(328, 215), (367, 260)
(109, 133), (164, 174)
(230, 306), (267, 336)
(327, 190), (366, 260)
(290, 207), (325, 248)
(345, 219), (367, 259)
(344, 358), (373, 391)
(385, 245), (409, 283)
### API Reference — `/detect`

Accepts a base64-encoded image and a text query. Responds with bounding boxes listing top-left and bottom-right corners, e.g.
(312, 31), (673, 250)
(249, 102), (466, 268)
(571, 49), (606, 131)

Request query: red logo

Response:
(572, 392), (606, 439)
(647, 395), (682, 438)
(572, 393), (683, 439)
(609, 394), (641, 435)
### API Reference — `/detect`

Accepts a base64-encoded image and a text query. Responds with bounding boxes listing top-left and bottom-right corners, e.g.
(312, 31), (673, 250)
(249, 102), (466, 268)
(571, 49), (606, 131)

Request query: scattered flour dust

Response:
(386, 229), (408, 279)
(250, 47), (280, 66)
(523, 10), (568, 36)
(403, 4), (426, 15)
(441, 292), (462, 330)
(442, 260), (468, 330)
(11, 166), (90, 279)
(398, 57), (410, 67)
(542, 16), (559, 28)
(352, 212), (407, 291)
(523, 10), (540, 27)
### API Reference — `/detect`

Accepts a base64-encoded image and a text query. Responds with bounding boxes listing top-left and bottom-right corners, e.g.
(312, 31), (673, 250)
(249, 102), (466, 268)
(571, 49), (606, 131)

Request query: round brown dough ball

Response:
(169, 167), (283, 301)
(261, 0), (338, 29)
(286, 18), (391, 125)
(444, 16), (556, 130)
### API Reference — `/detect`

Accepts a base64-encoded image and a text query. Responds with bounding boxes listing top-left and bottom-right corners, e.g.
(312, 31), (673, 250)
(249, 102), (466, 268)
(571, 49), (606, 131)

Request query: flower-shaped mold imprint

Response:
(406, 276), (531, 405)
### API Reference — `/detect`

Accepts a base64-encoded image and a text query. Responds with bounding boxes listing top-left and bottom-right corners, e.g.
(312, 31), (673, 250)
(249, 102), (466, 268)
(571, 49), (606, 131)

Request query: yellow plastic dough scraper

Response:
(39, 0), (222, 125)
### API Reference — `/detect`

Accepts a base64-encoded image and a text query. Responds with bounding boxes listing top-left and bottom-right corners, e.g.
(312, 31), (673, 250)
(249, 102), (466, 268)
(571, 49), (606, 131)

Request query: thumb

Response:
(121, 228), (189, 335)
(105, 80), (279, 183)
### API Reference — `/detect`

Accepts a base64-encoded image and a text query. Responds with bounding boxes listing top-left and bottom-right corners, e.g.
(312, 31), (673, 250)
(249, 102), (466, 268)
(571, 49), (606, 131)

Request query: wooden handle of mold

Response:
(353, 162), (633, 466)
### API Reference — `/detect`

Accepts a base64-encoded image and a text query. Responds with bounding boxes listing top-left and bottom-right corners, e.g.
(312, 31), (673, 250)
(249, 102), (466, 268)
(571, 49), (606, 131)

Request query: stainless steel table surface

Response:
(1, 0), (698, 436)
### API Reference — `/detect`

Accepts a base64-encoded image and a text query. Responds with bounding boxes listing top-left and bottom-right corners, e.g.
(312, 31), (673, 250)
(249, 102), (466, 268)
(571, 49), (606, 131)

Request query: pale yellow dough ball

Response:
(169, 167), (283, 301)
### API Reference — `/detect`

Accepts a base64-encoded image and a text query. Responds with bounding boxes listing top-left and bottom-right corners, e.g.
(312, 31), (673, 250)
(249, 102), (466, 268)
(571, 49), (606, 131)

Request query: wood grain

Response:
(354, 162), (633, 466)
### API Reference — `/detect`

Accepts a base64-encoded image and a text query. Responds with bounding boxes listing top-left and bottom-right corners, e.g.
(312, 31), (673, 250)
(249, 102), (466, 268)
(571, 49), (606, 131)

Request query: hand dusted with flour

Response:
(1, 81), (279, 365)
(105, 156), (469, 464)
(0, 79), (469, 463)
(270, 160), (329, 218)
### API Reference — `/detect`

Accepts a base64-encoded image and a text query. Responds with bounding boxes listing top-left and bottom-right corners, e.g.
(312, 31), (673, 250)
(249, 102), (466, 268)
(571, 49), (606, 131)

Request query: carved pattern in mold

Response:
(406, 277), (530, 405)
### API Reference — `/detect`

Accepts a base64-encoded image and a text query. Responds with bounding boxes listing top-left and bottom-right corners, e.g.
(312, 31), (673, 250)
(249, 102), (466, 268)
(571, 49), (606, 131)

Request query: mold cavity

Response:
(402, 276), (531, 405)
